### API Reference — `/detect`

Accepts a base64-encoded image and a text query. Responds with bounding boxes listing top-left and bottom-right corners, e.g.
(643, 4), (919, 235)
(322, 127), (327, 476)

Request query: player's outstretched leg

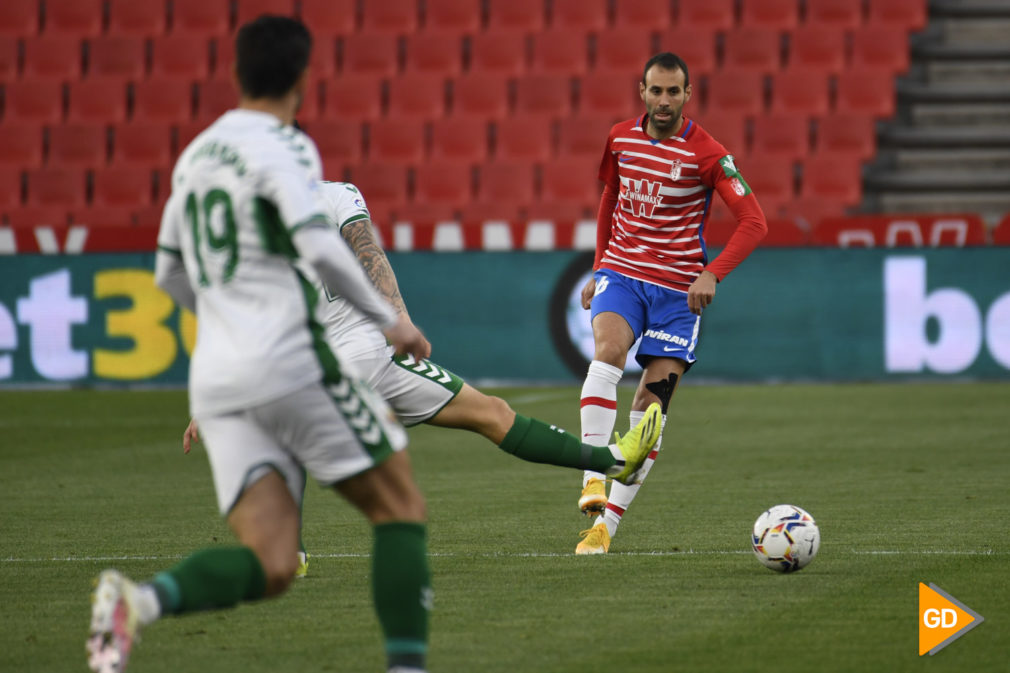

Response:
(578, 360), (623, 515)
(575, 404), (662, 555)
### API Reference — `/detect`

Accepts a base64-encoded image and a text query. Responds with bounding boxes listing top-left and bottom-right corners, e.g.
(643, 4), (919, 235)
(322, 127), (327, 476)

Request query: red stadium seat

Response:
(172, 0), (231, 36)
(470, 31), (527, 77)
(788, 26), (846, 74)
(459, 200), (521, 223)
(67, 79), (128, 124)
(362, 0), (418, 35)
(531, 30), (588, 76)
(740, 156), (794, 207)
(6, 81), (64, 125)
(135, 201), (168, 228)
(0, 167), (22, 210)
(88, 36), (147, 81)
(112, 122), (173, 168)
(387, 74), (447, 120)
(867, 0), (927, 31)
(678, 0), (735, 31)
(595, 29), (655, 75)
(0, 0), (39, 36)
(70, 205), (137, 227)
(342, 34), (399, 77)
(194, 76), (237, 122)
(540, 157), (599, 207)
(614, 0), (672, 30)
(301, 120), (363, 165)
(816, 113), (876, 160)
(693, 111), (747, 157)
(134, 78), (194, 124)
(495, 116), (553, 162)
(723, 28), (783, 74)
(741, 0), (799, 30)
(211, 36), (234, 75)
(425, 0), (481, 36)
(235, 0), (296, 25)
(656, 30), (717, 78)
(851, 27), (910, 74)
(23, 35), (82, 81)
(415, 162), (472, 206)
(92, 167), (154, 208)
(45, 0), (103, 37)
(992, 214), (1010, 246)
(405, 34), (463, 76)
(431, 118), (489, 163)
(369, 120), (426, 165)
(108, 0), (166, 37)
(800, 155), (862, 206)
(299, 0), (356, 37)
(347, 163), (409, 211)
(476, 161), (535, 207)
(0, 123), (44, 168)
(751, 113), (810, 160)
(451, 74), (510, 119)
(550, 0), (606, 32)
(743, 0), (795, 30)
(557, 115), (614, 159)
(515, 74), (572, 117)
(771, 69), (830, 116)
(26, 167), (87, 208)
(579, 71), (639, 119)
(0, 36), (17, 81)
(806, 0), (863, 29)
(6, 206), (71, 228)
(835, 69), (895, 118)
(487, 0), (545, 32)
(151, 35), (212, 80)
(705, 71), (765, 116)
(47, 123), (108, 168)
(174, 120), (207, 154)
(324, 74), (382, 120)
(704, 217), (807, 247)
(309, 36), (337, 79)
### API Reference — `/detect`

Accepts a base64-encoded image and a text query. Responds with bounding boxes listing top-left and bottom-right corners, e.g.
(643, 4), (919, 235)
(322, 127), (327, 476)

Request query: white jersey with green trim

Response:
(312, 181), (390, 361)
(157, 109), (333, 416)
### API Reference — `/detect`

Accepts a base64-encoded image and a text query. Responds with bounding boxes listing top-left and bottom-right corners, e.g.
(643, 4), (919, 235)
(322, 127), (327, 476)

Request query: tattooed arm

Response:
(340, 218), (410, 319)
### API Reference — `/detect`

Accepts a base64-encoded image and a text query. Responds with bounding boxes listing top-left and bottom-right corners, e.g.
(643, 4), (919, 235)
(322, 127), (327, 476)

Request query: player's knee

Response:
(252, 544), (299, 597)
(482, 394), (515, 440)
(593, 342), (628, 368)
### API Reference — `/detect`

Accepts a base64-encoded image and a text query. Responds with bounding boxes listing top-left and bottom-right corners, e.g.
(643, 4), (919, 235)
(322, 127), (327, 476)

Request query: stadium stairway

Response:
(864, 0), (1010, 225)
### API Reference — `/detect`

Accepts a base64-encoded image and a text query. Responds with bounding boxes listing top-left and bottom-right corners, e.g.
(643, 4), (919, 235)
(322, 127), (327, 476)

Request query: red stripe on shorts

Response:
(580, 396), (617, 409)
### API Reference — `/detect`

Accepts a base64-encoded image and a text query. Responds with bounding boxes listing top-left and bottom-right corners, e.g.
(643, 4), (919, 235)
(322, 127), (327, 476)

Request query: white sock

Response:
(134, 583), (162, 626)
(601, 411), (666, 537)
(580, 360), (623, 487)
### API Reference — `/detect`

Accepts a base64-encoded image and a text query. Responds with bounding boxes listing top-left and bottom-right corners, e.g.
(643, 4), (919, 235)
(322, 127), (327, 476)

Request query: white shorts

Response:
(349, 346), (465, 427)
(197, 378), (407, 515)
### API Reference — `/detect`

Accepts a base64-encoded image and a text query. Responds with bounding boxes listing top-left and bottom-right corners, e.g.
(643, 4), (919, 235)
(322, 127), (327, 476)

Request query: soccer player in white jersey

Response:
(87, 17), (435, 673)
(183, 179), (665, 572)
(574, 53), (769, 554)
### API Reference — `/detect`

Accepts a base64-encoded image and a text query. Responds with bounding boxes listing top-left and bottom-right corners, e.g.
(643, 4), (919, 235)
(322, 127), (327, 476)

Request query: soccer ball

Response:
(751, 504), (820, 573)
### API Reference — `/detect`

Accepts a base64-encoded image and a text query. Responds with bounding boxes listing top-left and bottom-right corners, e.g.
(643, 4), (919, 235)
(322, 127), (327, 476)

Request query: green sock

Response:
(499, 414), (617, 473)
(151, 547), (266, 615)
(373, 522), (430, 671)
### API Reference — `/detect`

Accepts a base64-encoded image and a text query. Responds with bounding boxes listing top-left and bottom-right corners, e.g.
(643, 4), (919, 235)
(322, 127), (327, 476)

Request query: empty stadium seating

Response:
(0, 0), (936, 240)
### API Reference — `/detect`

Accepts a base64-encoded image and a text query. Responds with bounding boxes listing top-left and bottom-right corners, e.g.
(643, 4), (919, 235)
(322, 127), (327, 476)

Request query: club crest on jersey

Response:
(670, 158), (683, 181)
(730, 178), (746, 196)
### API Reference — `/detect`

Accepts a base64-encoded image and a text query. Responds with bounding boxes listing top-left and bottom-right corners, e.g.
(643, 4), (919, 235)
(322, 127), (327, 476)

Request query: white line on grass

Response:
(2, 549), (1002, 563)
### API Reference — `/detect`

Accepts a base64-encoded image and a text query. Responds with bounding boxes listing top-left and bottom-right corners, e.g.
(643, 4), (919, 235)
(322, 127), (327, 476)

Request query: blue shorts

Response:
(590, 269), (701, 368)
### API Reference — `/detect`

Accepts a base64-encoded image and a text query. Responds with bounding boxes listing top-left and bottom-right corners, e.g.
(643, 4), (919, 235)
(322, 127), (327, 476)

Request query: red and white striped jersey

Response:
(597, 114), (753, 292)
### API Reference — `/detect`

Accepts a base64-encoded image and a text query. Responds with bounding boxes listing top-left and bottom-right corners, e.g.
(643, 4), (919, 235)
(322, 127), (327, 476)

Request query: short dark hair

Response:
(235, 15), (312, 99)
(642, 52), (690, 89)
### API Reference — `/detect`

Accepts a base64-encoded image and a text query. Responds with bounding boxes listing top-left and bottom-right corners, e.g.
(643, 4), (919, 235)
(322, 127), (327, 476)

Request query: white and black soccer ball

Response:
(751, 504), (820, 573)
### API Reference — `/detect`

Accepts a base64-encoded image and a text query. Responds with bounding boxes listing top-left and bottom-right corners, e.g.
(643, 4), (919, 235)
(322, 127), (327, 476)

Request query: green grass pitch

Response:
(2, 383), (1008, 672)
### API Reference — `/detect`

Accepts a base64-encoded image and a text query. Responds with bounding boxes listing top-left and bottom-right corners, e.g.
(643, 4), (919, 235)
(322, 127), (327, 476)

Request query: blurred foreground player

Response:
(575, 53), (768, 554)
(88, 16), (434, 673)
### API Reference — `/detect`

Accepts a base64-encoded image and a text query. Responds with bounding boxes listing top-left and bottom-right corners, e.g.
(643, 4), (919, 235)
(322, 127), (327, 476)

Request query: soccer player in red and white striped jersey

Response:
(575, 53), (768, 555)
